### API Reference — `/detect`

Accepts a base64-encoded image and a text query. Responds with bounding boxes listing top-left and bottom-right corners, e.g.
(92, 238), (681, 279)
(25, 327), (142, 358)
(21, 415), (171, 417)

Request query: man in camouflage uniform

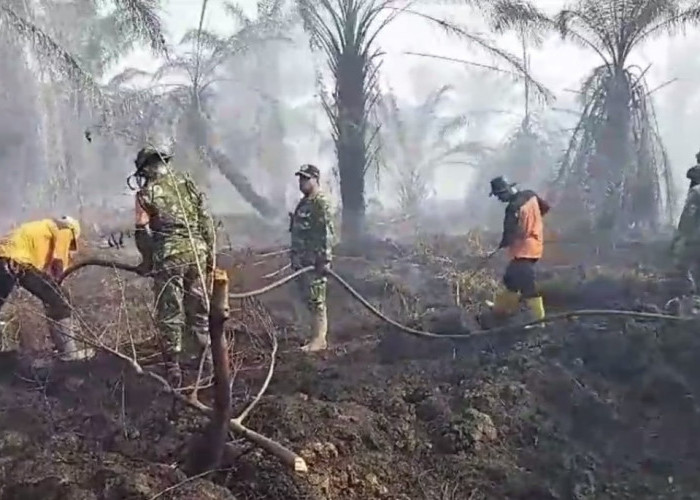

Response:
(132, 136), (216, 385)
(289, 164), (335, 352)
(671, 153), (700, 294)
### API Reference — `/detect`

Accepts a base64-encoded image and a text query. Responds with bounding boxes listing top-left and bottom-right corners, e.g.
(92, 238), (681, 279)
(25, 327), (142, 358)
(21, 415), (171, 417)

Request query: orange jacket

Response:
(0, 219), (75, 275)
(498, 191), (550, 260)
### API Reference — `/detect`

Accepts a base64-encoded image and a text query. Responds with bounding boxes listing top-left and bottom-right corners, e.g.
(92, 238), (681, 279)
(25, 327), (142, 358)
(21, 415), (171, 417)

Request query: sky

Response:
(109, 0), (700, 208)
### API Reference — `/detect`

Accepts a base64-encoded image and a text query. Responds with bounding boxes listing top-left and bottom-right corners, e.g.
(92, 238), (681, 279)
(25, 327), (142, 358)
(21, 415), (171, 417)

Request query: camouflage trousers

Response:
(294, 270), (327, 313)
(152, 254), (210, 356)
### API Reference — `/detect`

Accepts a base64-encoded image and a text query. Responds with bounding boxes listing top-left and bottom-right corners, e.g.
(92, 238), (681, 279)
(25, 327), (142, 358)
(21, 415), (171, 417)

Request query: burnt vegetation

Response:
(0, 0), (699, 499)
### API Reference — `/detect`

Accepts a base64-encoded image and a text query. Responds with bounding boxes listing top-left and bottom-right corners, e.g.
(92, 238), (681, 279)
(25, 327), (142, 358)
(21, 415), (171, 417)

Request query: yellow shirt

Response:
(0, 219), (74, 272)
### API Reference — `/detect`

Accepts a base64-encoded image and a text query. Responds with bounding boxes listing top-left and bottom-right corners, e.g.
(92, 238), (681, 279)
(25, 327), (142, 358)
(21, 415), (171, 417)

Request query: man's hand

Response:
(48, 259), (64, 280)
(485, 248), (500, 259)
(315, 259), (330, 275)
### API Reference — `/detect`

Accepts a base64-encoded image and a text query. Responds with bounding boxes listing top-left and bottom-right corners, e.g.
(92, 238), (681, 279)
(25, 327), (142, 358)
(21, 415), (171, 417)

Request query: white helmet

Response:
(56, 215), (81, 249)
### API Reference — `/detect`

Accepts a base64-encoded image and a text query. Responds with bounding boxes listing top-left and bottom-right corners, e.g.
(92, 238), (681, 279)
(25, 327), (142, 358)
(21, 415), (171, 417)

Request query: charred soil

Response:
(0, 237), (698, 500)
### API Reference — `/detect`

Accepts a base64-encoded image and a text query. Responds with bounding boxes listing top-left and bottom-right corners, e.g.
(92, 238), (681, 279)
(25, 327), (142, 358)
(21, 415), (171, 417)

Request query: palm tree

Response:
(0, 0), (165, 93)
(297, 0), (548, 243)
(143, 0), (290, 218)
(377, 86), (485, 216)
(470, 30), (559, 209)
(552, 0), (700, 237)
(0, 0), (165, 217)
(88, 1), (291, 218)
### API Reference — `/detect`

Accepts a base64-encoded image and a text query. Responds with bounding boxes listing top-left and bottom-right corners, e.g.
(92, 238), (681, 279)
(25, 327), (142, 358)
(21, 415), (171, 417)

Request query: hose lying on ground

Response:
(56, 258), (694, 472)
(60, 259), (695, 340)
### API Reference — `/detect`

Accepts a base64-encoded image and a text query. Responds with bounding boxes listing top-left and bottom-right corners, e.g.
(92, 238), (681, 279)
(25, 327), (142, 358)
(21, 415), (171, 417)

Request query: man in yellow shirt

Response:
(0, 216), (94, 361)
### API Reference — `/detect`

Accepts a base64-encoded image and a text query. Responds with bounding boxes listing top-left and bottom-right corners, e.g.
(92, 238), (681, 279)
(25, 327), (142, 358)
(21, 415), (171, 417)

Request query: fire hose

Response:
(59, 259), (695, 338)
(55, 258), (695, 474)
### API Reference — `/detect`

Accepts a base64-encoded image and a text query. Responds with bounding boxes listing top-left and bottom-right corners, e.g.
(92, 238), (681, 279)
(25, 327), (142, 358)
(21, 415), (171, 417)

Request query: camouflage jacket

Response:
(289, 191), (334, 268)
(136, 165), (215, 263)
(673, 184), (700, 258)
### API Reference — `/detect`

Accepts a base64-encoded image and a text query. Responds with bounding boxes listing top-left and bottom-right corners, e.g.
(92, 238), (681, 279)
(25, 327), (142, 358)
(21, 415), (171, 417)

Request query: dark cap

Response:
(687, 165), (700, 180)
(489, 176), (516, 196)
(295, 164), (320, 179)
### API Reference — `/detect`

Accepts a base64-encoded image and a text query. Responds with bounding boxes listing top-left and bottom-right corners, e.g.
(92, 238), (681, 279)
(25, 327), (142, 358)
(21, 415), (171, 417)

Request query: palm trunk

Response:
(202, 146), (279, 218)
(594, 68), (631, 235)
(336, 53), (367, 243)
(186, 106), (278, 218)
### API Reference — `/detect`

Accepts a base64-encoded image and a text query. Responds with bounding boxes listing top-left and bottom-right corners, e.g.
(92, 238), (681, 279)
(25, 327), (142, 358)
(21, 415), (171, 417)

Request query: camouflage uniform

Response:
(136, 164), (215, 358)
(672, 182), (700, 291)
(290, 191), (335, 313)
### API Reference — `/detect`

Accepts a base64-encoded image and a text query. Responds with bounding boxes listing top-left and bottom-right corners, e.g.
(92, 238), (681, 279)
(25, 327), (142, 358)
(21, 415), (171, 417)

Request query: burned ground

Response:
(0, 234), (697, 499)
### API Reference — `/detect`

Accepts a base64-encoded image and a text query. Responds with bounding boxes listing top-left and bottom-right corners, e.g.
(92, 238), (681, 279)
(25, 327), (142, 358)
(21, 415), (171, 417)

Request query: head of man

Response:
(489, 176), (518, 203)
(687, 165), (700, 187)
(695, 150), (700, 165)
(295, 164), (321, 196)
(55, 215), (81, 252)
(134, 135), (174, 180)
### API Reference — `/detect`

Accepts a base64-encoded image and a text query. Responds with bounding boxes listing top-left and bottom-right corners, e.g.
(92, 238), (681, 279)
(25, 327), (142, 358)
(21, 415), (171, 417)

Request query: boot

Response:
(50, 318), (95, 361)
(523, 296), (546, 329)
(490, 290), (520, 316)
(163, 351), (182, 388)
(301, 308), (328, 352)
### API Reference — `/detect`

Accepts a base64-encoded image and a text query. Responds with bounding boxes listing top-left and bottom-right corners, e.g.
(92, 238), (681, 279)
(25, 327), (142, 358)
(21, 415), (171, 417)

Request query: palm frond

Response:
(111, 0), (167, 53)
(180, 28), (227, 48)
(631, 4), (700, 49)
(554, 8), (612, 65)
(0, 5), (100, 97)
(223, 1), (253, 26)
(404, 9), (553, 102)
(106, 67), (152, 88)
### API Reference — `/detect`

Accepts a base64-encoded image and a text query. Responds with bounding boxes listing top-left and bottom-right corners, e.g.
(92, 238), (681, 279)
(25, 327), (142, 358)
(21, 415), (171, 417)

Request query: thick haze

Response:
(4, 0), (697, 225)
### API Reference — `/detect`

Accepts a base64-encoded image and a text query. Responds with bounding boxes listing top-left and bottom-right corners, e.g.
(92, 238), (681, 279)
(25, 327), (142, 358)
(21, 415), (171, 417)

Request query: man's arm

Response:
(47, 223), (71, 278)
(498, 206), (519, 249)
(196, 191), (216, 257)
(677, 188), (700, 238)
(311, 196), (334, 267)
(134, 193), (154, 274)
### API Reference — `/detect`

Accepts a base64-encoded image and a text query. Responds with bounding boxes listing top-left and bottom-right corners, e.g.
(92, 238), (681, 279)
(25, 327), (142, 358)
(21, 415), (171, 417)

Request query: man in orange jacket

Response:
(0, 216), (94, 361)
(488, 176), (550, 324)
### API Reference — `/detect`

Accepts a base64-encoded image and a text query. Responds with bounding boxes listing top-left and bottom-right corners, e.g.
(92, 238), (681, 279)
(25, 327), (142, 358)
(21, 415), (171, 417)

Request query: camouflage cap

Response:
(295, 164), (320, 179)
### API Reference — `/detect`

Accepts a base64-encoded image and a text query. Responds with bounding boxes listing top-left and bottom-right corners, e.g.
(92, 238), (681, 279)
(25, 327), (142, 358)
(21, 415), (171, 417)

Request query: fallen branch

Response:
(59, 260), (308, 473)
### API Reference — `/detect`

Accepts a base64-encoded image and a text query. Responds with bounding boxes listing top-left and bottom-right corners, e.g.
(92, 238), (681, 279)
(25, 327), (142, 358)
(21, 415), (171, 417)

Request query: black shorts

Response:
(0, 258), (71, 319)
(503, 258), (538, 298)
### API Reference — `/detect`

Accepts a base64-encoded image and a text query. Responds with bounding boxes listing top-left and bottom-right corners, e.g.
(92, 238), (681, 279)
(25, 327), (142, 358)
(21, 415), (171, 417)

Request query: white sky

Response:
(110, 0), (700, 206)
